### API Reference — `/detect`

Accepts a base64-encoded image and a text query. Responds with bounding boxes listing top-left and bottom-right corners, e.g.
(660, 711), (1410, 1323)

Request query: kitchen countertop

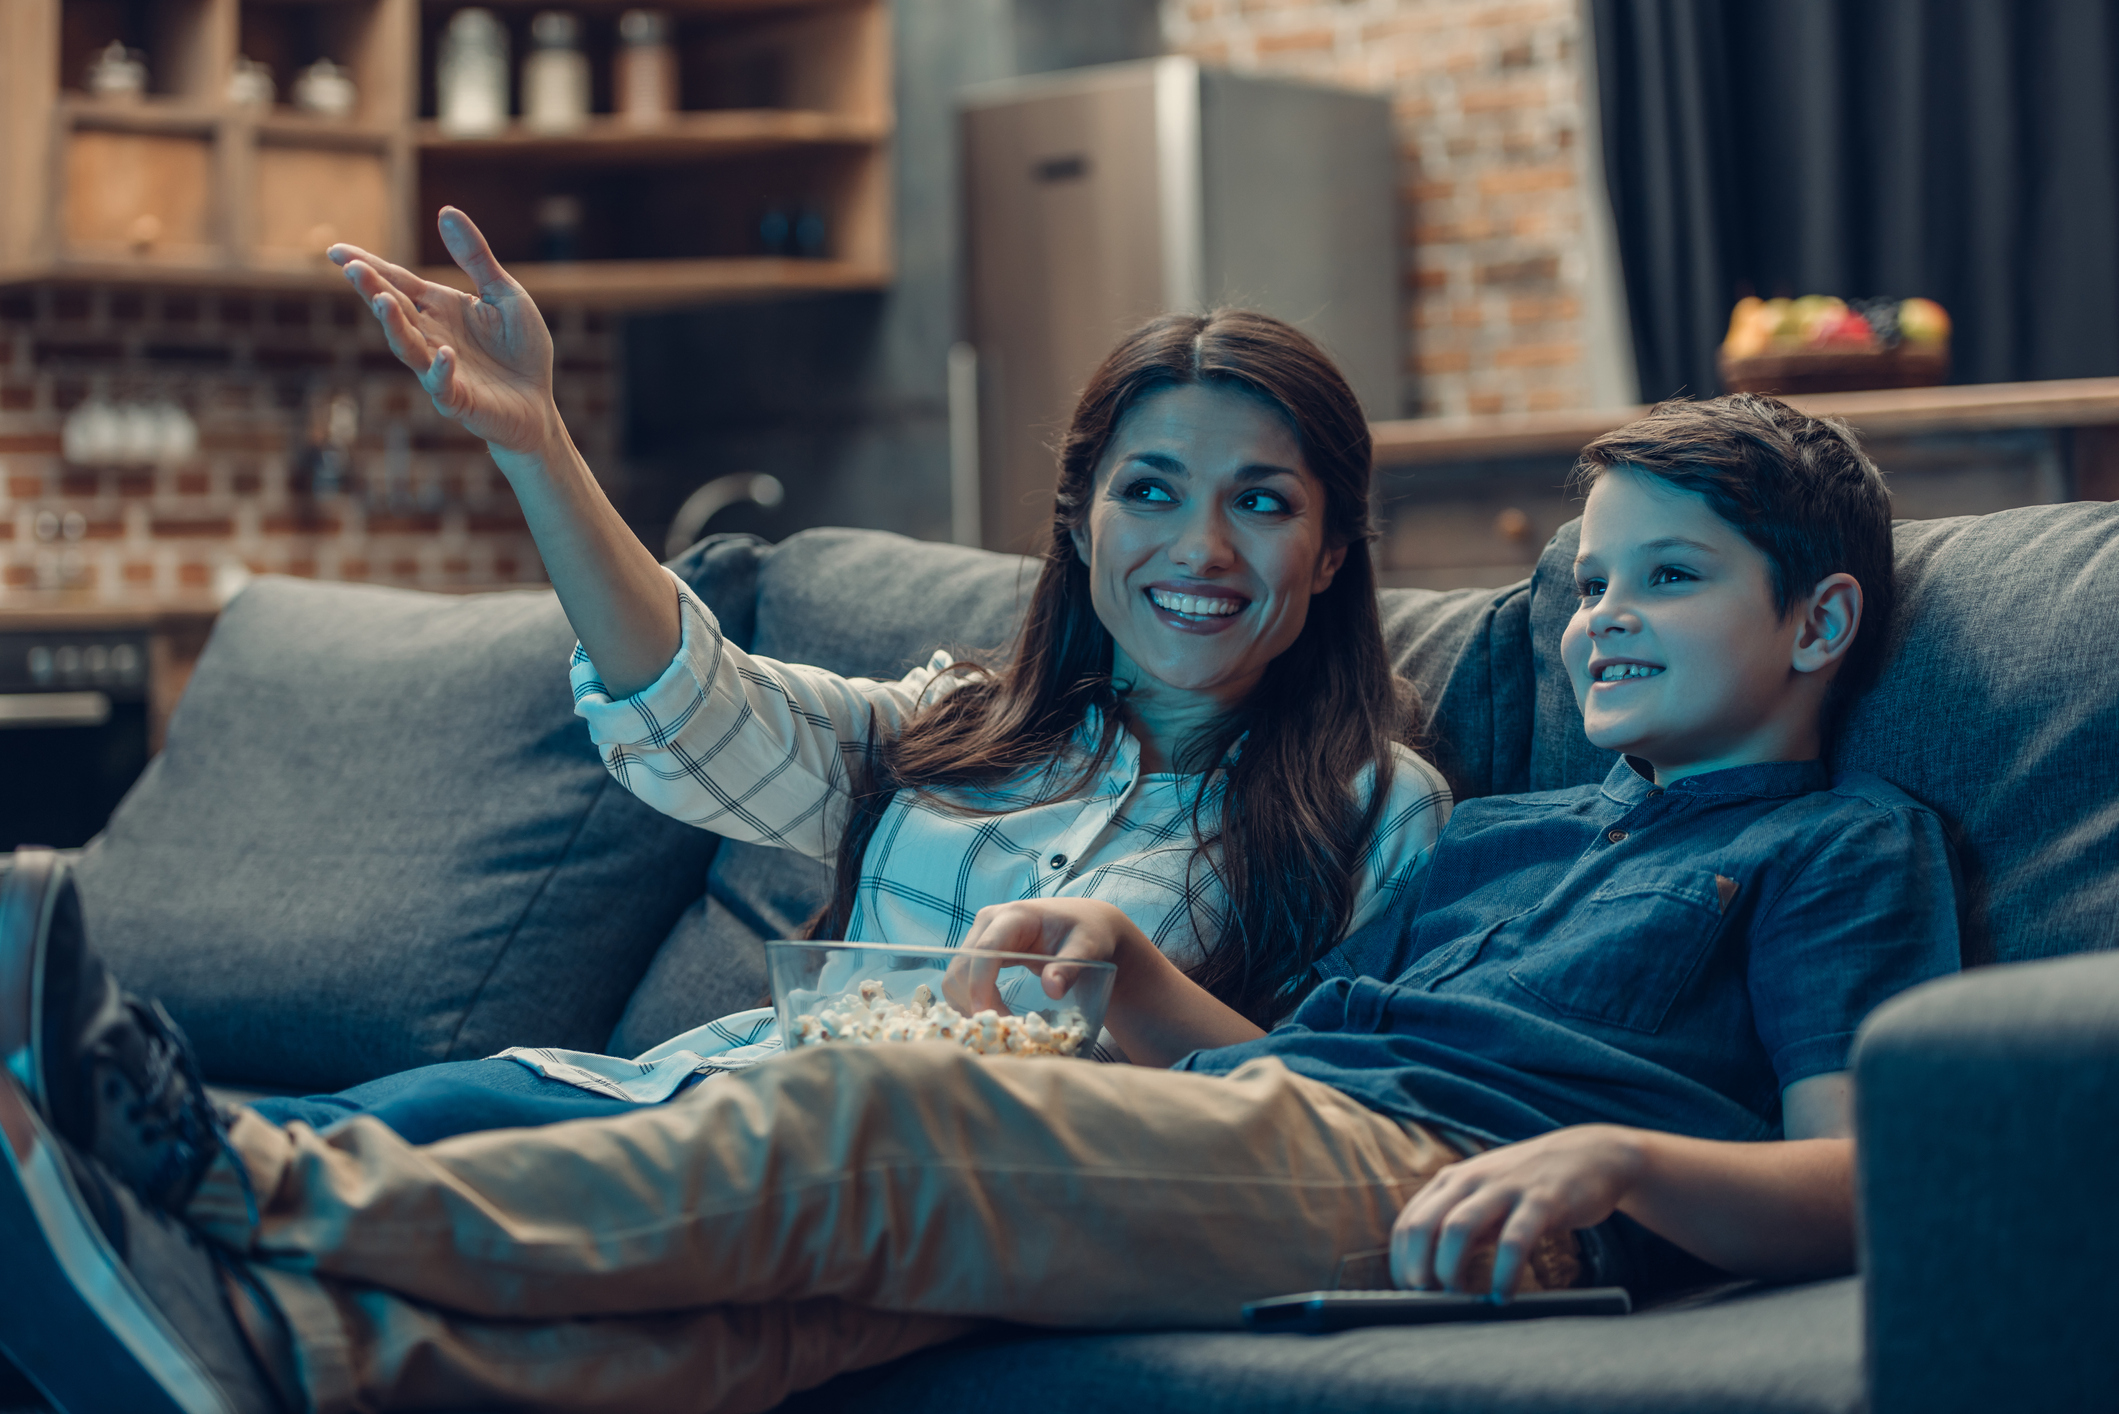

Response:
(1369, 376), (2119, 465)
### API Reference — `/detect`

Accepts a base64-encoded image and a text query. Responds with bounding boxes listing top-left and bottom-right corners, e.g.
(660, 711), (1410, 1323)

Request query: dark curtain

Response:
(1592, 0), (2119, 401)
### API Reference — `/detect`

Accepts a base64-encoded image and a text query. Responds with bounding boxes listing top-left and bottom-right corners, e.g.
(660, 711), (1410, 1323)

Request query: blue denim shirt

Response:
(1177, 758), (1962, 1146)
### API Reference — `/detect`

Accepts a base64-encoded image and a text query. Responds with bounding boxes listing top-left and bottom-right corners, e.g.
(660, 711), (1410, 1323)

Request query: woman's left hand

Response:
(1389, 1124), (1648, 1299)
(943, 898), (1148, 1016)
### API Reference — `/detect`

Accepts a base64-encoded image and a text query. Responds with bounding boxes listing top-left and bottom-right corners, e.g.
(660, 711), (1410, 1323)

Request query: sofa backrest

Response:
(78, 503), (2117, 1088)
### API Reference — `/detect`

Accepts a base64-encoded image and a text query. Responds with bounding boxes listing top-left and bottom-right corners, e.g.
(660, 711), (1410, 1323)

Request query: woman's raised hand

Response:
(328, 205), (679, 698)
(329, 207), (558, 464)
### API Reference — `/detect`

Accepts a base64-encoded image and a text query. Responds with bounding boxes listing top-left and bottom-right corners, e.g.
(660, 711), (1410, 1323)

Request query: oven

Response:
(0, 629), (154, 850)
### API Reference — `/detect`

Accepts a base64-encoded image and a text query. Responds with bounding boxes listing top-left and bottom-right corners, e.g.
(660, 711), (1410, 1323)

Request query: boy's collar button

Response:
(1607, 829), (1629, 843)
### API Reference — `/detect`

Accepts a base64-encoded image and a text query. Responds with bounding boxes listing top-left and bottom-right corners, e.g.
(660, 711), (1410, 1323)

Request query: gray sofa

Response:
(25, 502), (2119, 1412)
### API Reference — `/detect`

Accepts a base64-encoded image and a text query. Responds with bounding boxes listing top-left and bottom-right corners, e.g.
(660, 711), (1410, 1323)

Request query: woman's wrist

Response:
(486, 405), (576, 485)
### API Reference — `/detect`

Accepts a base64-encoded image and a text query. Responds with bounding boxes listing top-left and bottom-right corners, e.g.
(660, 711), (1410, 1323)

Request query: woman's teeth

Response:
(1149, 588), (1243, 618)
(1596, 662), (1662, 682)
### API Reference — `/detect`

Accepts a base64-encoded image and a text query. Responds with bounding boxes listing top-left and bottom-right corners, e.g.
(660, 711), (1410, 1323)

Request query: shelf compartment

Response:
(59, 123), (222, 267)
(236, 0), (410, 128)
(59, 0), (228, 102)
(251, 132), (396, 266)
(413, 0), (884, 124)
(416, 142), (879, 265)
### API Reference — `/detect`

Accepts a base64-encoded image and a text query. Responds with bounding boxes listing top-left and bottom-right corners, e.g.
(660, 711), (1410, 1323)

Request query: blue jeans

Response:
(248, 1058), (644, 1144)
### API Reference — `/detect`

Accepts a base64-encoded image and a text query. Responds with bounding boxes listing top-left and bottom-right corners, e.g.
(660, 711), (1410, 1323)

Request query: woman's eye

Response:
(1234, 488), (1292, 515)
(1122, 480), (1176, 504)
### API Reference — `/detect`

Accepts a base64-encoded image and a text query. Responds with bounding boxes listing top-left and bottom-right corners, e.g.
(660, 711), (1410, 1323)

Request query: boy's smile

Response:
(1561, 468), (1860, 783)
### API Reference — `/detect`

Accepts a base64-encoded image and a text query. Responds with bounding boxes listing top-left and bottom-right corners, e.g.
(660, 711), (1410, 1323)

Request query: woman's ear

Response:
(1069, 522), (1090, 564)
(1310, 540), (1350, 595)
(1792, 572), (1862, 675)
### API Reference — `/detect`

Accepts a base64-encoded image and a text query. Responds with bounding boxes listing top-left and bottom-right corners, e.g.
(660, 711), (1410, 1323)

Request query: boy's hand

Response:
(330, 207), (560, 464)
(944, 898), (1147, 1015)
(1390, 1125), (1647, 1299)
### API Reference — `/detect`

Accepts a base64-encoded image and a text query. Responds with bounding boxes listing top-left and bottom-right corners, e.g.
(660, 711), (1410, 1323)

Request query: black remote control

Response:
(1243, 1286), (1632, 1334)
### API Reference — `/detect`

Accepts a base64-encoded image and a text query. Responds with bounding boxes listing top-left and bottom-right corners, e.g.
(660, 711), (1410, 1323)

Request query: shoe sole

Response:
(0, 847), (64, 1110)
(0, 1071), (233, 1414)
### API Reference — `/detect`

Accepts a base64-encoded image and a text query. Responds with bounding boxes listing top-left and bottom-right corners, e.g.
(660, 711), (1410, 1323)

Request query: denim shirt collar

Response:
(1600, 756), (1829, 806)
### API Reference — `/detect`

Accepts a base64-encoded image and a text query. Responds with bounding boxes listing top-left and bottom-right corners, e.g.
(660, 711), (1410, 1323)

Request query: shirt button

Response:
(1049, 853), (1069, 869)
(1606, 829), (1629, 843)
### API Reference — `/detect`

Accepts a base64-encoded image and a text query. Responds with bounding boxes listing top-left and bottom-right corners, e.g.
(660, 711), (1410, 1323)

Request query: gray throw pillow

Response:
(71, 543), (760, 1091)
(605, 840), (833, 1056)
(1833, 504), (2119, 965)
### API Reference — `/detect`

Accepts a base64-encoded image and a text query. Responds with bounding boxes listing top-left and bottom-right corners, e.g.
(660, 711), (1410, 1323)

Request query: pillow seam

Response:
(442, 772), (611, 1059)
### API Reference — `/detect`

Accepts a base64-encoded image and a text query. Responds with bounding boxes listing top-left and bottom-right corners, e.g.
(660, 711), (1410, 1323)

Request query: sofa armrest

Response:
(1853, 950), (2119, 1414)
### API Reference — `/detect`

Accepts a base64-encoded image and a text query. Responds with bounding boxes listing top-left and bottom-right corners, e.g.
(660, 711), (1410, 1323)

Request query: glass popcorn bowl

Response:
(766, 941), (1116, 1059)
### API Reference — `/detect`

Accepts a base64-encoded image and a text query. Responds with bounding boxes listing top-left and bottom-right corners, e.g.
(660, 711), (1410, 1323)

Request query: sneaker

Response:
(0, 847), (222, 1213)
(0, 1069), (291, 1413)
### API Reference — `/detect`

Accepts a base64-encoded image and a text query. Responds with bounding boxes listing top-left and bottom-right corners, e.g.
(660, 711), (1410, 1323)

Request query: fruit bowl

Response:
(766, 941), (1117, 1058)
(1719, 295), (1950, 395)
(1718, 345), (1950, 396)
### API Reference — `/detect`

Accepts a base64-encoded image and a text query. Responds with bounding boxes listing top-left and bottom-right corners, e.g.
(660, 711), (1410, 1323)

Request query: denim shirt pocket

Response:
(1506, 870), (1726, 1034)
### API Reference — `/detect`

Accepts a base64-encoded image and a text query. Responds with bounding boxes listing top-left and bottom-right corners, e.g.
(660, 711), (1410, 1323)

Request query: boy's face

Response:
(1561, 468), (1850, 782)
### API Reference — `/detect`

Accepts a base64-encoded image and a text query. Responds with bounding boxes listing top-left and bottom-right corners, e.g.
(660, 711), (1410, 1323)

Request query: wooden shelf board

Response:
(415, 110), (886, 162)
(418, 255), (889, 305)
(253, 114), (399, 149)
(58, 97), (220, 135)
(1, 258), (350, 293)
(1370, 378), (2119, 466)
(413, 0), (852, 13)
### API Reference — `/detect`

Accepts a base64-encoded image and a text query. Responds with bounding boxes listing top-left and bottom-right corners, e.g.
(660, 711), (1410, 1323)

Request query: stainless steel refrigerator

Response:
(959, 56), (1401, 554)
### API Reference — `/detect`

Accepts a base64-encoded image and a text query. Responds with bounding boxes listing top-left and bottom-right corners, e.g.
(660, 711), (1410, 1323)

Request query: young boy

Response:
(0, 393), (1961, 1414)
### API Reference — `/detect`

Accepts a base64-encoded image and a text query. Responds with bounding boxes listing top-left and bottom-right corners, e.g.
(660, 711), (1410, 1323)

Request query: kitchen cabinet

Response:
(0, 0), (890, 306)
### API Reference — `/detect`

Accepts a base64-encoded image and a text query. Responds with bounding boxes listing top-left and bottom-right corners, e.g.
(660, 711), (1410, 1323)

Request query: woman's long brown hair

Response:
(811, 310), (1407, 1024)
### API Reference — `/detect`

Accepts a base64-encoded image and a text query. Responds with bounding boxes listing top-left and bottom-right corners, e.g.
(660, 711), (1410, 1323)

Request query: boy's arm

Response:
(1390, 1071), (1854, 1297)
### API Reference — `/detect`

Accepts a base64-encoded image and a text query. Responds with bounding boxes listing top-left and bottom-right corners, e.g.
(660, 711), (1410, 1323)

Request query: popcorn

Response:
(795, 981), (1090, 1058)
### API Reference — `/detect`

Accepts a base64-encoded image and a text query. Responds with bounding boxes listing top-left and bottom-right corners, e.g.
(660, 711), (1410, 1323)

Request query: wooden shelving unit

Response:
(0, 0), (891, 306)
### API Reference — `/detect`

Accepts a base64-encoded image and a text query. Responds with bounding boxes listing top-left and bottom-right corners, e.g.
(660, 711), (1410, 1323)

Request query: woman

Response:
(257, 206), (1450, 1137)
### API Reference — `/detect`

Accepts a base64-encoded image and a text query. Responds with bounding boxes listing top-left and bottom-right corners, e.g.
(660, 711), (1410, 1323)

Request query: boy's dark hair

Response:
(1571, 392), (1895, 706)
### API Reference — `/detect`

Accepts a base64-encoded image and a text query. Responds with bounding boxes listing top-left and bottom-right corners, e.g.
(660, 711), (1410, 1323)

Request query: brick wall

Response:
(1163, 0), (1602, 417)
(0, 284), (617, 601)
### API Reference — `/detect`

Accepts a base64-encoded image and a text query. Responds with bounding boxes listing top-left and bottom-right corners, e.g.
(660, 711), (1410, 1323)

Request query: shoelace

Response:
(94, 1002), (215, 1206)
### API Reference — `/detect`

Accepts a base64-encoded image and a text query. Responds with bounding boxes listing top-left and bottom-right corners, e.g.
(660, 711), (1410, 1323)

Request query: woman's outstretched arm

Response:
(331, 207), (678, 698)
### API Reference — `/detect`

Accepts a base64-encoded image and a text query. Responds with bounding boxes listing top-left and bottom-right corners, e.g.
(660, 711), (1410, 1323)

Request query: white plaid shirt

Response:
(503, 569), (1452, 1099)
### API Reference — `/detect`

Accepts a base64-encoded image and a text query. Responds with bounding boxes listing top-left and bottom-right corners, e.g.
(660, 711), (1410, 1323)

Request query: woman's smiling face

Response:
(1070, 381), (1346, 717)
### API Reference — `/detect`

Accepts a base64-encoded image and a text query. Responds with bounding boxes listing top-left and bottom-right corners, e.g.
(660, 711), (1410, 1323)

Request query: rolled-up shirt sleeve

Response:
(568, 567), (962, 862)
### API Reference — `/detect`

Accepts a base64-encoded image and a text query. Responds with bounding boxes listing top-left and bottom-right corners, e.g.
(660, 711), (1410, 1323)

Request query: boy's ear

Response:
(1792, 572), (1862, 675)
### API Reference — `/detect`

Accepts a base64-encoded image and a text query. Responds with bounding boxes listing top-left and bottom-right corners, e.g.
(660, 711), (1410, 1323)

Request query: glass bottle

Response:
(437, 8), (510, 137)
(615, 10), (677, 126)
(523, 12), (590, 132)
